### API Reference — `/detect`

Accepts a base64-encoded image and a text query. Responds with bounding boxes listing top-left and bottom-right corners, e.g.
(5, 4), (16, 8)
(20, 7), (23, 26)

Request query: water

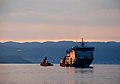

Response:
(0, 64), (120, 84)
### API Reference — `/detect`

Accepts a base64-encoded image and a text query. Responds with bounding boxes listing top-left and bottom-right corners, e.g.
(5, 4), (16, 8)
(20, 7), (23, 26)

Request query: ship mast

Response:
(81, 38), (85, 47)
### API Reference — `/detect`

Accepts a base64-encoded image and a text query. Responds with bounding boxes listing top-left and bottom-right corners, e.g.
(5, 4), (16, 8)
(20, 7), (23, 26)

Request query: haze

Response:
(0, 0), (120, 42)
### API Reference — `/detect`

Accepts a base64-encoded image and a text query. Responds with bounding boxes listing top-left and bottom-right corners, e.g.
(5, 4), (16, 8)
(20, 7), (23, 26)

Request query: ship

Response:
(40, 57), (53, 66)
(60, 38), (95, 68)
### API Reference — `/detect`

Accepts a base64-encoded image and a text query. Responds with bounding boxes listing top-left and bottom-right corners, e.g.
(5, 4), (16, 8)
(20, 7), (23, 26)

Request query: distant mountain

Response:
(0, 41), (120, 64)
(0, 55), (32, 63)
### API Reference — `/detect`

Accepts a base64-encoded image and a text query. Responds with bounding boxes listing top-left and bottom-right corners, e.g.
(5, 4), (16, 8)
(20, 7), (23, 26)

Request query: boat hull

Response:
(72, 58), (94, 68)
(40, 63), (53, 66)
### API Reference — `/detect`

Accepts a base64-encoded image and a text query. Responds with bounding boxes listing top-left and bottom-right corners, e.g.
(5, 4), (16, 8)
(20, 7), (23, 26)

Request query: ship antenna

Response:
(81, 38), (84, 47)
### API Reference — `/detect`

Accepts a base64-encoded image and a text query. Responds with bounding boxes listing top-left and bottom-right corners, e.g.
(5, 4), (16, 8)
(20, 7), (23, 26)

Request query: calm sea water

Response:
(0, 64), (120, 84)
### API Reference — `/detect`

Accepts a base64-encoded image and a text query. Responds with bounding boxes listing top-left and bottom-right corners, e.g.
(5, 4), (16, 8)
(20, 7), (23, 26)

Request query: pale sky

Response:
(0, 0), (120, 42)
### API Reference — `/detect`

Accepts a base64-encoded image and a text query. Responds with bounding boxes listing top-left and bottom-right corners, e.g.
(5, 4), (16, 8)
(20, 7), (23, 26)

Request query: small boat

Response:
(60, 58), (71, 67)
(40, 57), (53, 66)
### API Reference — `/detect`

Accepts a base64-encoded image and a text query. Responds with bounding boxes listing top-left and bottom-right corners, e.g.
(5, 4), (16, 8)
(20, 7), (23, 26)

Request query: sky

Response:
(0, 0), (120, 42)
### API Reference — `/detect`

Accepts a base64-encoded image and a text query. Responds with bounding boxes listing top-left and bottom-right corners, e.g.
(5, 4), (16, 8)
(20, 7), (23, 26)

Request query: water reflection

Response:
(65, 67), (94, 84)
(75, 68), (94, 74)
(66, 67), (94, 74)
(1, 64), (119, 84)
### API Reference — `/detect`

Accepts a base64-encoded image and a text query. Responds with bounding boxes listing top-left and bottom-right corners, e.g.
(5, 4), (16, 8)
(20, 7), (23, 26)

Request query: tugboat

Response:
(40, 57), (53, 66)
(60, 38), (95, 68)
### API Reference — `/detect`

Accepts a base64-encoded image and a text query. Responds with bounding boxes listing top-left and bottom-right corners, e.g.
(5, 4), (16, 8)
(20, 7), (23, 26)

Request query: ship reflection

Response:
(66, 67), (94, 74)
(75, 68), (94, 74)
(65, 67), (94, 84)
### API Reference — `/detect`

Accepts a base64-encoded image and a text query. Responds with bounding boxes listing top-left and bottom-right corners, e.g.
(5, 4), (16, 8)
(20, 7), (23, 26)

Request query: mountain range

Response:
(0, 41), (120, 64)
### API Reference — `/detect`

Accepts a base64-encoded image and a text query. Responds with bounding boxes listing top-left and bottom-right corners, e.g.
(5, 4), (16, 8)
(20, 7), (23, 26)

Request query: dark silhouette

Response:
(0, 41), (120, 64)
(40, 57), (53, 66)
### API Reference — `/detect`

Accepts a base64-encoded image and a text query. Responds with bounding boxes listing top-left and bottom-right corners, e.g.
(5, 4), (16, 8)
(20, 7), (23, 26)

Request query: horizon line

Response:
(0, 40), (119, 43)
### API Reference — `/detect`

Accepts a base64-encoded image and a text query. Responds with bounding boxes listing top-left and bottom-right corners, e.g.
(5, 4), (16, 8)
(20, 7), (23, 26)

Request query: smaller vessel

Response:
(40, 57), (53, 66)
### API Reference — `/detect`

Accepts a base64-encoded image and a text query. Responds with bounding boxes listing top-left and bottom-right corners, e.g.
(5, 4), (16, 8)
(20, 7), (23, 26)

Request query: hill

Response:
(0, 41), (120, 64)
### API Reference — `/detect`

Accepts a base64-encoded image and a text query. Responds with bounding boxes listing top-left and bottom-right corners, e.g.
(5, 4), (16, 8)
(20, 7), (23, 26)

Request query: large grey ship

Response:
(60, 38), (95, 68)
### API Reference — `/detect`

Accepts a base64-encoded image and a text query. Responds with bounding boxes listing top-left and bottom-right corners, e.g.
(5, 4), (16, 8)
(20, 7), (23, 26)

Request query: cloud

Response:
(1, 0), (120, 26)
(1, 8), (120, 27)
(0, 0), (120, 42)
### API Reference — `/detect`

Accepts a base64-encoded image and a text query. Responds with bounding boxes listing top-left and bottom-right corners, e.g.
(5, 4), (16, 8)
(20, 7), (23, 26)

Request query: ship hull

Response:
(72, 58), (94, 68)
